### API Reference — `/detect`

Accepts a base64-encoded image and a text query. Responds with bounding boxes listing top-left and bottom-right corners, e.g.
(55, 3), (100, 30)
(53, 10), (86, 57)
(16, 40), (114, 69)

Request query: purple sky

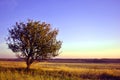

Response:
(0, 0), (120, 58)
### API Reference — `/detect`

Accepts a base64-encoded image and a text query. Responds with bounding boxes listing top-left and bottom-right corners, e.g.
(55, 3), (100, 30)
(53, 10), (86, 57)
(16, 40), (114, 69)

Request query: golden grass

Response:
(0, 61), (120, 80)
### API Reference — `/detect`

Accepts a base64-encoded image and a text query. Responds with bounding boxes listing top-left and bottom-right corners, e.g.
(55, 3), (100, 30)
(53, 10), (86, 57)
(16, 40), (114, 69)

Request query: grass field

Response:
(0, 61), (120, 80)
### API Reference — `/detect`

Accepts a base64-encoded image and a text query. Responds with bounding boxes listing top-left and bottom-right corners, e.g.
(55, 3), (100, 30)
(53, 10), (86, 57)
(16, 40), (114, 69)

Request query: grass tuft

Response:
(0, 61), (120, 80)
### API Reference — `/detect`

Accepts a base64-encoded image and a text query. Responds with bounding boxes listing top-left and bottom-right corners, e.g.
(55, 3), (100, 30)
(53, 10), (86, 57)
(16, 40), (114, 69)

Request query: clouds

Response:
(0, 42), (16, 58)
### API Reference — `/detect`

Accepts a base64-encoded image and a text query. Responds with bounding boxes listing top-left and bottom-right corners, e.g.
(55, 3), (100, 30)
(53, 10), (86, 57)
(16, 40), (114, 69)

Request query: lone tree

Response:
(7, 20), (62, 70)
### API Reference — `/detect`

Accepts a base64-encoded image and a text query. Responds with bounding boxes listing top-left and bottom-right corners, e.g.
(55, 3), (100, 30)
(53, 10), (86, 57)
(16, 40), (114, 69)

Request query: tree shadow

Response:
(99, 73), (120, 80)
(0, 66), (36, 73)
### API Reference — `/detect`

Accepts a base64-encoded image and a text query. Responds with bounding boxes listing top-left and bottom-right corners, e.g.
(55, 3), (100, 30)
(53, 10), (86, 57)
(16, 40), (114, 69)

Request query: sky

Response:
(0, 0), (120, 58)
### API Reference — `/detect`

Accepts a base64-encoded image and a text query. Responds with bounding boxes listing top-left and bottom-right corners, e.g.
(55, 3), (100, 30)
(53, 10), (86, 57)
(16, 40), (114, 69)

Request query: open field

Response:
(0, 60), (120, 80)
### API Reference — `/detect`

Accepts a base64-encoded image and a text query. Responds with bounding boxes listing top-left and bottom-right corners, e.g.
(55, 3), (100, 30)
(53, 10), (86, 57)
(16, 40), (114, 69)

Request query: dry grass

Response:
(0, 61), (120, 80)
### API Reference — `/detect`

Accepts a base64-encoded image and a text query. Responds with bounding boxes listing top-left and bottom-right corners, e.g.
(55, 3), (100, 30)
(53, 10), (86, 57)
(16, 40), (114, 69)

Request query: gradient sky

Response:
(0, 0), (120, 58)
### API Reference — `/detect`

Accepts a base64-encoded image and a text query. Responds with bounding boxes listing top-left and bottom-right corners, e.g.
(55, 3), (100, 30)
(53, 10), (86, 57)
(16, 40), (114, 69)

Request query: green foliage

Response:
(7, 20), (62, 69)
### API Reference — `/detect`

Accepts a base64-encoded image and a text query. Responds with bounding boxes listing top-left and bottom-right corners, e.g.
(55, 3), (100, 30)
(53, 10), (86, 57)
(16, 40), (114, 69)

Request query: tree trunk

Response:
(26, 63), (31, 70)
(26, 57), (32, 71)
(25, 56), (34, 71)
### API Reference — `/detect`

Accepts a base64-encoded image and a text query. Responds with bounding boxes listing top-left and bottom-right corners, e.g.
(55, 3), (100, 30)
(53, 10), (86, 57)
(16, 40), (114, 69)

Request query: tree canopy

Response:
(7, 20), (62, 69)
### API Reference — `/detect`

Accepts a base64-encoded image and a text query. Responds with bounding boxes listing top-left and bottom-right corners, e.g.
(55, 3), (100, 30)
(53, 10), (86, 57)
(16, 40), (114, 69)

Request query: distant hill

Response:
(0, 58), (120, 63)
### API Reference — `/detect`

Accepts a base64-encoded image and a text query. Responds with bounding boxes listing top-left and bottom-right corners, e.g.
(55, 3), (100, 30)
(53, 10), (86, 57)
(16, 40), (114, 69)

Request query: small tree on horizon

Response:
(7, 20), (62, 70)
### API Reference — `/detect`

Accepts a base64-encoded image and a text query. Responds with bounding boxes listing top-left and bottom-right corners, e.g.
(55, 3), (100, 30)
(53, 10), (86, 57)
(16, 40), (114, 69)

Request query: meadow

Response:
(0, 60), (120, 80)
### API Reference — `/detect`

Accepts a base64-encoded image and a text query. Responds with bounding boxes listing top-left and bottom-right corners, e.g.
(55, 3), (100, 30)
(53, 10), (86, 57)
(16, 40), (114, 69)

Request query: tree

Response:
(7, 20), (62, 70)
